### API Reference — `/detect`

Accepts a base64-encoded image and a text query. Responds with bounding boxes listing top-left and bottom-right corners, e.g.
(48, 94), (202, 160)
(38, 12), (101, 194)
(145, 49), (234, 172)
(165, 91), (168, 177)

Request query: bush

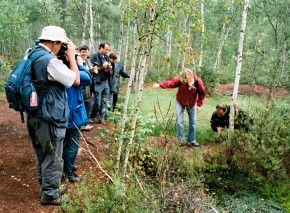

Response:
(196, 64), (219, 96)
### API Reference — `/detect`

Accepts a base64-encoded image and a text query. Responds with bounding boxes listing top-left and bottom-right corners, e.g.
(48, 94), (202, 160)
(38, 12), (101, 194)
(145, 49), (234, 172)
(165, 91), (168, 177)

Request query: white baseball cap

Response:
(38, 26), (67, 42)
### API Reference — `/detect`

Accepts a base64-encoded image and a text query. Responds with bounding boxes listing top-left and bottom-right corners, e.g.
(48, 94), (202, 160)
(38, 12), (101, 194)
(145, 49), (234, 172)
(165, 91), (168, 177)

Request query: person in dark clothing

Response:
(89, 42), (112, 125)
(108, 52), (130, 111)
(27, 26), (80, 205)
(210, 103), (252, 135)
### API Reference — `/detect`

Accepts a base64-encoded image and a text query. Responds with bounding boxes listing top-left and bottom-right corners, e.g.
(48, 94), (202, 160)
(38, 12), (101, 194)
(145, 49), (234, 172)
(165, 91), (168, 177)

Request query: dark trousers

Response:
(90, 80), (110, 121)
(27, 115), (65, 200)
(62, 128), (80, 175)
(110, 92), (118, 111)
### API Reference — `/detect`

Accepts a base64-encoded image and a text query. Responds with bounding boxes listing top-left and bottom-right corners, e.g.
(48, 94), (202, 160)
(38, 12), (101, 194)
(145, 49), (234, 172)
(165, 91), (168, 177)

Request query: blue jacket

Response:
(66, 65), (92, 129)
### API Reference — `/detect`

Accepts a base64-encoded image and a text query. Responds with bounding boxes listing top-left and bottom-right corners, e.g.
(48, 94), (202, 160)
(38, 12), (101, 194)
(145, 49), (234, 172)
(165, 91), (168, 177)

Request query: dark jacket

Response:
(32, 46), (70, 128)
(159, 73), (206, 108)
(89, 52), (111, 84)
(210, 105), (252, 131)
(66, 65), (92, 129)
(109, 61), (129, 94)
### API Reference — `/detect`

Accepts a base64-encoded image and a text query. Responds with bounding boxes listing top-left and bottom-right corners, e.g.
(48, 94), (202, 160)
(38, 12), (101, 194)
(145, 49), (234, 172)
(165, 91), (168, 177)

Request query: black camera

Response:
(58, 44), (68, 55)
(93, 61), (100, 67)
(57, 44), (69, 67)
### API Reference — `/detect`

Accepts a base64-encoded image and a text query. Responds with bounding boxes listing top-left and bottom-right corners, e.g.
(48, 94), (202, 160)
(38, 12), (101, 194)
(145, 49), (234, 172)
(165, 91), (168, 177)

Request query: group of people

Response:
(153, 69), (252, 146)
(78, 42), (130, 130)
(25, 26), (129, 206)
(24, 25), (252, 206)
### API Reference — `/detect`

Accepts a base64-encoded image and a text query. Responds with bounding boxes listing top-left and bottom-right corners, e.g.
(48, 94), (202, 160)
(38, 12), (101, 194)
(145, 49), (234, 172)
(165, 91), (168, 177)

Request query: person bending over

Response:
(210, 103), (252, 135)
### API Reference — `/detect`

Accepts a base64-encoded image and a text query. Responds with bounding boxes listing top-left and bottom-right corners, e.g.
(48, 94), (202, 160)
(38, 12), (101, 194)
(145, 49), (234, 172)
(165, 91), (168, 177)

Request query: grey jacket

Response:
(109, 61), (130, 94)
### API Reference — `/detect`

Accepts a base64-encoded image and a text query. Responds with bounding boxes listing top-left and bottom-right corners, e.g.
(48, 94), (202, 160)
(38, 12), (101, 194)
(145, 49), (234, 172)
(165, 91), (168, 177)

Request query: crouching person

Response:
(62, 56), (92, 182)
(27, 26), (80, 205)
(210, 103), (253, 136)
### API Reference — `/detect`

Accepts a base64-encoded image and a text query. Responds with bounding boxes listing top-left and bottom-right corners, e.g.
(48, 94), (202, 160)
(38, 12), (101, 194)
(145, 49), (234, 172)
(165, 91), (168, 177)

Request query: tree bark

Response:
(122, 7), (156, 178)
(229, 0), (250, 136)
(81, 0), (89, 44)
(213, 23), (230, 71)
(117, 1), (125, 57)
(115, 17), (140, 171)
(198, 0), (204, 69)
(89, 0), (95, 52)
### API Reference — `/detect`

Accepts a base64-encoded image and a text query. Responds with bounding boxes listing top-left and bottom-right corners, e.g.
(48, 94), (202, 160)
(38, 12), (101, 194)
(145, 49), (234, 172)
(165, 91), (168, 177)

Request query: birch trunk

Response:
(213, 23), (230, 71)
(123, 18), (131, 70)
(89, 0), (95, 52)
(166, 26), (172, 72)
(122, 7), (156, 178)
(97, 12), (101, 47)
(115, 18), (140, 171)
(181, 15), (189, 68)
(198, 0), (204, 69)
(117, 1), (125, 57)
(81, 0), (89, 44)
(229, 0), (250, 136)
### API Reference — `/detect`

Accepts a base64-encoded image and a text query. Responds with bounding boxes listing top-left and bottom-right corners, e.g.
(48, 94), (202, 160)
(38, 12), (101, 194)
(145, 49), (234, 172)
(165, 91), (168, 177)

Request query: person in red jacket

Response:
(153, 68), (206, 147)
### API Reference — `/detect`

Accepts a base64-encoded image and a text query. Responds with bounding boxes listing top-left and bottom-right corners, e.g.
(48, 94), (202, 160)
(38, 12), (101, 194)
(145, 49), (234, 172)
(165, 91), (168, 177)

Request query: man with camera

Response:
(26, 26), (80, 205)
(89, 42), (112, 125)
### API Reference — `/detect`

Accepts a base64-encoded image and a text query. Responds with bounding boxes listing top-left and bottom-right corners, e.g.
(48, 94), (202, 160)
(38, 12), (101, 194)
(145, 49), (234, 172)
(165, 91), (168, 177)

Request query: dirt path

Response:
(0, 95), (104, 213)
(0, 84), (289, 213)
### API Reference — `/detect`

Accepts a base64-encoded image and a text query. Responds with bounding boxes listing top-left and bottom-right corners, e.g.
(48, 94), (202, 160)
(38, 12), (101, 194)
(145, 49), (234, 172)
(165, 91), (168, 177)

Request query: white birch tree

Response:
(89, 0), (94, 52)
(115, 17), (140, 171)
(198, 0), (204, 69)
(117, 0), (125, 58)
(229, 0), (250, 136)
(122, 6), (156, 178)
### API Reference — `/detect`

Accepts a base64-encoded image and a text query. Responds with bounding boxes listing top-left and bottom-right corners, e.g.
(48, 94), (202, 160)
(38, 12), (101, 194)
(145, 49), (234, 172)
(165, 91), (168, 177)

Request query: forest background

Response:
(0, 0), (289, 212)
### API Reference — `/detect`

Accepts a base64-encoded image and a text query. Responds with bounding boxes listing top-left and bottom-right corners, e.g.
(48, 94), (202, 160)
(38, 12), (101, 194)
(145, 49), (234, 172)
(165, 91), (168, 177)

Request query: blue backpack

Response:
(4, 47), (49, 123)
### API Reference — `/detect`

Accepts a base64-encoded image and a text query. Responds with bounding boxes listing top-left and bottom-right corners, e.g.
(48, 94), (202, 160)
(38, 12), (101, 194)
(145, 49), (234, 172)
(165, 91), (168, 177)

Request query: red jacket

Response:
(159, 73), (206, 108)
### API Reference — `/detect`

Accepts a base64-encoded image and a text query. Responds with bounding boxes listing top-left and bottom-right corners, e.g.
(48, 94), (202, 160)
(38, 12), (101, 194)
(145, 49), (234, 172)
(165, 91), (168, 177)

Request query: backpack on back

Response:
(4, 47), (49, 123)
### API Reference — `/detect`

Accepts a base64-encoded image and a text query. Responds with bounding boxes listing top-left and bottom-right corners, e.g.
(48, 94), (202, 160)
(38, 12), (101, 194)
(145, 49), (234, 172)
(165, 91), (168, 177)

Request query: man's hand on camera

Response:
(65, 41), (77, 59)
(90, 66), (98, 74)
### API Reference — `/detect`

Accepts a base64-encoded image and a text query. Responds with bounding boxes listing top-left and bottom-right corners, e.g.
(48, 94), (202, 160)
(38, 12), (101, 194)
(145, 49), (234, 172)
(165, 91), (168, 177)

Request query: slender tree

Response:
(198, 0), (204, 69)
(229, 0), (250, 135)
(122, 5), (156, 178)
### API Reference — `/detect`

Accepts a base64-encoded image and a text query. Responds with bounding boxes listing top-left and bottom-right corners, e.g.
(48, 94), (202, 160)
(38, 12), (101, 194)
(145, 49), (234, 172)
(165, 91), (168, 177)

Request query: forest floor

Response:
(0, 84), (289, 213)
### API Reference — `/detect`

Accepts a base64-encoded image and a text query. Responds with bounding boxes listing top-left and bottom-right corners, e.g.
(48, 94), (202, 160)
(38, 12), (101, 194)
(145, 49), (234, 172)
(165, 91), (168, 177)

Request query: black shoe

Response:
(40, 195), (68, 206)
(66, 172), (80, 183)
(61, 174), (66, 182)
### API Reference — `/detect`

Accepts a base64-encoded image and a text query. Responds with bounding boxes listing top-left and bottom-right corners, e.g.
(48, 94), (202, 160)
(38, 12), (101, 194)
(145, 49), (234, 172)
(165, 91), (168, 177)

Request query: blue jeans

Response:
(175, 100), (196, 143)
(90, 80), (110, 121)
(63, 128), (80, 175)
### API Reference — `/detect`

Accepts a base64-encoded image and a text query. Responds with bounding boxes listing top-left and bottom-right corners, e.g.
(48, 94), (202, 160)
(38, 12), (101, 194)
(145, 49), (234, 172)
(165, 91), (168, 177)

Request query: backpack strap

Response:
(28, 47), (50, 62)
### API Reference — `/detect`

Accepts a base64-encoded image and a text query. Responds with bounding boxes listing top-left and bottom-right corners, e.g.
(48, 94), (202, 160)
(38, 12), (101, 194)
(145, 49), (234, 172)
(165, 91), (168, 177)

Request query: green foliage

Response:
(229, 103), (290, 182)
(61, 174), (153, 212)
(196, 64), (219, 96)
(216, 190), (286, 213)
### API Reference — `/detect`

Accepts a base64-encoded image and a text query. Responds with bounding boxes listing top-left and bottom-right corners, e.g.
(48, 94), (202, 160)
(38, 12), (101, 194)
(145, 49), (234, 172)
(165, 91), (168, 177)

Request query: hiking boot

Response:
(89, 118), (99, 124)
(187, 142), (199, 147)
(66, 172), (80, 183)
(80, 124), (93, 131)
(40, 195), (68, 206)
(39, 186), (67, 198)
(98, 120), (107, 125)
(59, 186), (67, 195)
(61, 173), (66, 182)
